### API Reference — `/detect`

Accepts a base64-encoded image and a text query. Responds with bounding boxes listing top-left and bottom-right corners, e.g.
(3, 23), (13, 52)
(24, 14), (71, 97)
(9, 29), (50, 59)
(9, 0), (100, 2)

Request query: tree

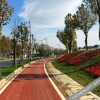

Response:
(83, 0), (100, 40)
(57, 30), (69, 52)
(76, 4), (96, 50)
(38, 44), (46, 57)
(15, 23), (29, 61)
(0, 35), (12, 58)
(57, 30), (77, 53)
(57, 13), (77, 53)
(64, 13), (77, 53)
(0, 0), (14, 34)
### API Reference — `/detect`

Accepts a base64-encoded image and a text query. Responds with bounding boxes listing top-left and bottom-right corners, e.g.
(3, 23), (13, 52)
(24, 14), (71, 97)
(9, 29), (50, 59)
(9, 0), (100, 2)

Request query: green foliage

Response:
(83, 0), (100, 40)
(0, 0), (14, 33)
(10, 23), (29, 61)
(0, 35), (12, 58)
(57, 13), (77, 53)
(76, 4), (96, 50)
(1, 63), (25, 77)
(57, 30), (69, 50)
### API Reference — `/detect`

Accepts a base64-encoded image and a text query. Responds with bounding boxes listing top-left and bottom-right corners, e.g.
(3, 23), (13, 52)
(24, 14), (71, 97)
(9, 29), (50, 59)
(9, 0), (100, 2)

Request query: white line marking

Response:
(0, 69), (23, 94)
(44, 61), (66, 100)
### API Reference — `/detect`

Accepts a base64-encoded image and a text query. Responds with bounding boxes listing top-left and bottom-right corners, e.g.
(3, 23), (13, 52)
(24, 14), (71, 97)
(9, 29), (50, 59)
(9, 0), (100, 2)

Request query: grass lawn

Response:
(0, 63), (24, 78)
(52, 55), (100, 96)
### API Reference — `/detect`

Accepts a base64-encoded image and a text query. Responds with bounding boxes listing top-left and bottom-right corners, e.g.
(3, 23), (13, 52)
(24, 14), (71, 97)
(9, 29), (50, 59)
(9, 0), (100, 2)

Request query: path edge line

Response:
(0, 61), (36, 94)
(44, 61), (66, 100)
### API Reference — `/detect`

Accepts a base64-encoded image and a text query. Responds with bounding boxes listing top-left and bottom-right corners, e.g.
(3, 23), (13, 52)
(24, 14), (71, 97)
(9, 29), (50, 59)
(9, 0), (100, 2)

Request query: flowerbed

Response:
(68, 50), (100, 65)
(57, 51), (82, 62)
(85, 65), (100, 76)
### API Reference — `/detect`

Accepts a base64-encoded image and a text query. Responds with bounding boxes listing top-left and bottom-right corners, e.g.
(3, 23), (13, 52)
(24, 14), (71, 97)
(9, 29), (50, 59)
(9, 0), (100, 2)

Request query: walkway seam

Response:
(44, 62), (66, 100)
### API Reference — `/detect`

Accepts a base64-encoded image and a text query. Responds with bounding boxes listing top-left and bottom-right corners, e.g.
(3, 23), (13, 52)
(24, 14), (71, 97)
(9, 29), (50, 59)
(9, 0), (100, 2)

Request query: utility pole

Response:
(11, 20), (17, 66)
(20, 22), (24, 63)
(31, 34), (35, 60)
(29, 20), (32, 61)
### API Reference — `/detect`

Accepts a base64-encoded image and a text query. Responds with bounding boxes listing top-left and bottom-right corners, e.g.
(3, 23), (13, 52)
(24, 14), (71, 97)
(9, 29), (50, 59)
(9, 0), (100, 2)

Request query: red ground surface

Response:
(0, 60), (61, 100)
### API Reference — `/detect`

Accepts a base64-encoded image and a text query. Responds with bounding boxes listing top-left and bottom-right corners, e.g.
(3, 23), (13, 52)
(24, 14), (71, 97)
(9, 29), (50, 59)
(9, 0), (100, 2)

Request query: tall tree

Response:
(64, 13), (77, 53)
(15, 23), (29, 61)
(0, 0), (14, 34)
(57, 13), (77, 53)
(76, 4), (96, 50)
(83, 0), (100, 40)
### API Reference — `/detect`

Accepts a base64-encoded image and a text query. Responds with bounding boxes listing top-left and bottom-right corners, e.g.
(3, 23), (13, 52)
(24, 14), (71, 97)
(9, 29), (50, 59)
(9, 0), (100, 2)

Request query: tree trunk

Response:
(69, 40), (72, 54)
(22, 43), (24, 62)
(99, 17), (100, 40)
(13, 39), (16, 66)
(65, 45), (69, 53)
(85, 33), (88, 50)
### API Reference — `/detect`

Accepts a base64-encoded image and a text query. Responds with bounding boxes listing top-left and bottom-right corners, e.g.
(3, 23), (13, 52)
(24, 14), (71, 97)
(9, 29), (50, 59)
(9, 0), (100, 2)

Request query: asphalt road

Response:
(0, 60), (62, 100)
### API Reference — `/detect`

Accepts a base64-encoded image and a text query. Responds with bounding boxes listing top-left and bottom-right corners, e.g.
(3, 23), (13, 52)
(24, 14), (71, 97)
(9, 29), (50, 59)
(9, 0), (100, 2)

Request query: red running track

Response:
(0, 60), (61, 100)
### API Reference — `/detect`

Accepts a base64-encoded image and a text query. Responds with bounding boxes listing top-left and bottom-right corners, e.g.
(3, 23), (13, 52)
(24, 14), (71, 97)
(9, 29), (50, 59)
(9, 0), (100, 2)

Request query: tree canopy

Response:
(83, 0), (100, 40)
(76, 4), (96, 50)
(0, 0), (14, 34)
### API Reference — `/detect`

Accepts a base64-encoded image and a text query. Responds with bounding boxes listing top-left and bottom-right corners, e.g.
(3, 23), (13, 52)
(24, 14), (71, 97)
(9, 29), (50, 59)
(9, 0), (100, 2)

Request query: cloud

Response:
(19, 0), (85, 48)
(19, 0), (82, 30)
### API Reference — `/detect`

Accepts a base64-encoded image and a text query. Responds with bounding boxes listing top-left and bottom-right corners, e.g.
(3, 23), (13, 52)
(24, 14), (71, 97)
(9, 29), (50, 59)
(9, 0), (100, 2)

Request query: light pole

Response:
(29, 20), (32, 61)
(10, 20), (18, 66)
(31, 35), (36, 60)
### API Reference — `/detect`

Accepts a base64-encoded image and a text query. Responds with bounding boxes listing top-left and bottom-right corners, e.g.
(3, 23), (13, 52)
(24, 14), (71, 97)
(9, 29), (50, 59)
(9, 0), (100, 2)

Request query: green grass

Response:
(1, 63), (24, 77)
(52, 55), (100, 96)
(0, 58), (39, 78)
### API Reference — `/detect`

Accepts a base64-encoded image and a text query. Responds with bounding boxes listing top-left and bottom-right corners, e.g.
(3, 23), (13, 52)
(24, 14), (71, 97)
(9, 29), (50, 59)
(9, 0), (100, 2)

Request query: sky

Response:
(3, 0), (100, 49)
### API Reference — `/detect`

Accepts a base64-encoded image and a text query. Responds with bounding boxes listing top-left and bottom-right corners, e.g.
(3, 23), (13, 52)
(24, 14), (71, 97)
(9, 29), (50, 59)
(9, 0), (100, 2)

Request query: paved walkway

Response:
(0, 60), (62, 100)
(46, 62), (100, 100)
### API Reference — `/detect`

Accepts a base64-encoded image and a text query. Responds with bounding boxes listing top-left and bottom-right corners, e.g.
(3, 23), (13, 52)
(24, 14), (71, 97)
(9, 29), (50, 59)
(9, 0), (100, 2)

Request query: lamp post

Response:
(11, 28), (17, 66)
(31, 35), (36, 60)
(29, 20), (32, 61)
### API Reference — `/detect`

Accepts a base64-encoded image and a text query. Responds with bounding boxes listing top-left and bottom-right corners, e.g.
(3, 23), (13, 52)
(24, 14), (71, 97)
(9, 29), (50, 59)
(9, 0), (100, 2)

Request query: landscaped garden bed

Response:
(52, 50), (100, 96)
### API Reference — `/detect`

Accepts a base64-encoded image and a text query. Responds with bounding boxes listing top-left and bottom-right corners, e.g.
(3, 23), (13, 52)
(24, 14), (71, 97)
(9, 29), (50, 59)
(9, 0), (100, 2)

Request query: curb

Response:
(46, 61), (100, 100)
(0, 61), (35, 94)
(44, 61), (66, 100)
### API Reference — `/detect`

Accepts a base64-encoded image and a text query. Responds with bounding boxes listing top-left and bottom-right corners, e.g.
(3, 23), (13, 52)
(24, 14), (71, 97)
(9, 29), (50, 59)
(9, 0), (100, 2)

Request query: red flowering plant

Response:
(68, 50), (100, 65)
(85, 65), (100, 76)
(57, 51), (82, 63)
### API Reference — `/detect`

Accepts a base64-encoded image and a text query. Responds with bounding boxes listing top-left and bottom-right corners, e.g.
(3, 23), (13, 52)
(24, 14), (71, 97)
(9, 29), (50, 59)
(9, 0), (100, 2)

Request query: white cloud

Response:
(19, 0), (97, 48)
(19, 0), (82, 30)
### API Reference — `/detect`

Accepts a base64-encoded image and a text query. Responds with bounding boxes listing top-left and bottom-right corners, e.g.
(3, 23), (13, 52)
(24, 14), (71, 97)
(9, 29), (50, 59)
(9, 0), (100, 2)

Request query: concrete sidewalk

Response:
(46, 62), (100, 100)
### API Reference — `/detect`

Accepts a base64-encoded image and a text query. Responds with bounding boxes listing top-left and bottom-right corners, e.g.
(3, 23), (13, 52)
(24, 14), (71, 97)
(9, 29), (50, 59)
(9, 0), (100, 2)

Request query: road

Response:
(0, 59), (62, 100)
(0, 59), (28, 69)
